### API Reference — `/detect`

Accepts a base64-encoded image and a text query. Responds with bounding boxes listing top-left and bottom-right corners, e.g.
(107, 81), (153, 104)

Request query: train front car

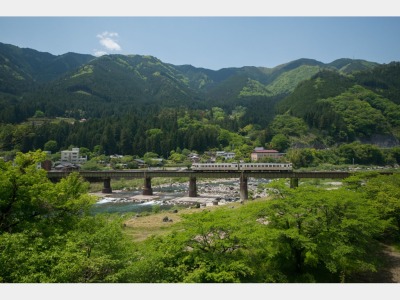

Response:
(192, 163), (239, 172)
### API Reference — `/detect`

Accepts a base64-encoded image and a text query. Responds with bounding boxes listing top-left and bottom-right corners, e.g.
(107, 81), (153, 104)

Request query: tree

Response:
(168, 151), (187, 164)
(262, 182), (385, 282)
(269, 114), (308, 137)
(0, 150), (50, 233)
(336, 142), (385, 165)
(0, 150), (136, 283)
(33, 110), (45, 118)
(101, 125), (117, 155)
(44, 140), (58, 153)
(269, 134), (290, 152)
(286, 148), (316, 168)
(363, 174), (400, 237)
(0, 151), (96, 234)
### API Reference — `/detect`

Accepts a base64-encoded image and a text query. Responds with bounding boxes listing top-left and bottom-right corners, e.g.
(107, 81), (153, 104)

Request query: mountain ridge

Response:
(1, 41), (399, 158)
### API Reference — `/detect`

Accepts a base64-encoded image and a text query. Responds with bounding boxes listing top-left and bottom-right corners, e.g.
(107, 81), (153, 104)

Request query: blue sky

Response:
(1, 2), (400, 70)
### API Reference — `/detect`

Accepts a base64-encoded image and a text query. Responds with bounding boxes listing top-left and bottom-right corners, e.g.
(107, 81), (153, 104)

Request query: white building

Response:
(61, 148), (87, 164)
(216, 151), (236, 160)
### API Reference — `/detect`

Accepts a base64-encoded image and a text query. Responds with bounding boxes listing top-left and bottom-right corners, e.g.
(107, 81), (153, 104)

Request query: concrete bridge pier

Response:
(143, 176), (153, 195)
(240, 174), (248, 200)
(290, 177), (299, 188)
(189, 176), (197, 197)
(102, 177), (112, 193)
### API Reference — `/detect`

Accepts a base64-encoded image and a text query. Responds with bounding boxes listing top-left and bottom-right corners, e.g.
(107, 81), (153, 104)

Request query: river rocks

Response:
(95, 178), (272, 208)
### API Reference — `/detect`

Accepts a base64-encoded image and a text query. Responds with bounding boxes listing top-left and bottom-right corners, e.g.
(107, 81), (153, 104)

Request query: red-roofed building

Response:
(251, 147), (284, 161)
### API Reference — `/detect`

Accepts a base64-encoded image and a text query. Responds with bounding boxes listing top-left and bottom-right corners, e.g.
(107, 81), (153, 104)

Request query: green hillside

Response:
(0, 42), (94, 95)
(328, 58), (379, 74)
(1, 42), (399, 164)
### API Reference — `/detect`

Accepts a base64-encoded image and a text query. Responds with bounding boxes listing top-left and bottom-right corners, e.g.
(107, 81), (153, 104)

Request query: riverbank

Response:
(90, 177), (271, 207)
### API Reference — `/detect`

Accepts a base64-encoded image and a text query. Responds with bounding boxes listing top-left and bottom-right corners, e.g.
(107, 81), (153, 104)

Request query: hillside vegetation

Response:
(1, 151), (400, 283)
(0, 42), (399, 166)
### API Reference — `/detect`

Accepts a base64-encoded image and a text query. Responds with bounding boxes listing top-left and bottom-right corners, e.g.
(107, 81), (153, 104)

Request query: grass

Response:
(122, 202), (242, 242)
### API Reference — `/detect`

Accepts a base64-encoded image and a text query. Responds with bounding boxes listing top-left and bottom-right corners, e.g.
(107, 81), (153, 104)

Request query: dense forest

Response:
(1, 151), (400, 283)
(1, 42), (400, 166)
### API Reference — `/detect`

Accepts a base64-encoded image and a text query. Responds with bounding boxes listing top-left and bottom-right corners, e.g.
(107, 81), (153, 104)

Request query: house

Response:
(151, 158), (164, 166)
(251, 147), (284, 161)
(60, 148), (87, 164)
(134, 159), (147, 168)
(54, 161), (81, 171)
(216, 151), (236, 160)
(187, 153), (200, 163)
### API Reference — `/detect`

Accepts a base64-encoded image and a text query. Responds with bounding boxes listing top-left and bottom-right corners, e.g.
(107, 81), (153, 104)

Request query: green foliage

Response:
(0, 150), (50, 233)
(277, 70), (354, 118)
(354, 61), (400, 105)
(152, 205), (161, 214)
(387, 146), (400, 164)
(318, 85), (393, 139)
(0, 215), (135, 283)
(3, 44), (400, 282)
(336, 142), (385, 165)
(1, 152), (399, 283)
(269, 113), (308, 137)
(269, 134), (290, 152)
(33, 110), (45, 118)
(122, 175), (395, 283)
(81, 160), (102, 171)
(266, 65), (321, 96)
(262, 185), (384, 282)
(44, 140), (58, 153)
(239, 78), (272, 97)
(363, 174), (400, 237)
(286, 148), (316, 168)
(168, 151), (188, 164)
(0, 151), (135, 282)
(1, 46), (399, 163)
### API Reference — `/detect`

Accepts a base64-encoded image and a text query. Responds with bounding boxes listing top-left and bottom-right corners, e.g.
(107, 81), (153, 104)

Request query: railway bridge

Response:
(47, 169), (357, 200)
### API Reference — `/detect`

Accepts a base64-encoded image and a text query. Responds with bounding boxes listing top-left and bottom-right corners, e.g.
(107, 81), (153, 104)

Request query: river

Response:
(90, 178), (271, 215)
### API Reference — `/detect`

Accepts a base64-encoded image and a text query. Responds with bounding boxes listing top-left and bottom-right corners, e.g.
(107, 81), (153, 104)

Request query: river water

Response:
(90, 178), (271, 215)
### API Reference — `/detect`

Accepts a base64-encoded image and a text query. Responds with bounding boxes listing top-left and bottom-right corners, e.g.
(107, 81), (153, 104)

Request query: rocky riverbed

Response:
(91, 178), (272, 207)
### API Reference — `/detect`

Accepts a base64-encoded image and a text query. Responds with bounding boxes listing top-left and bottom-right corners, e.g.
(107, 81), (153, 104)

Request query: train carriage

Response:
(191, 163), (239, 171)
(191, 162), (292, 172)
(239, 163), (292, 172)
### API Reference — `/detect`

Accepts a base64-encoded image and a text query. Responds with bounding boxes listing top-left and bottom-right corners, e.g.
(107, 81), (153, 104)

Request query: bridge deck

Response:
(47, 170), (359, 180)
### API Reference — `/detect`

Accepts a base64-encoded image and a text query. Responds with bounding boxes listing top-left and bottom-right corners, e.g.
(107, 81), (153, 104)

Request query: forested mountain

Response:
(0, 42), (94, 95)
(0, 42), (399, 161)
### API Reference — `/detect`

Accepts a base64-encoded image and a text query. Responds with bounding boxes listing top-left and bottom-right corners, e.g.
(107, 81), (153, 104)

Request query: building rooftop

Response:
(252, 149), (279, 153)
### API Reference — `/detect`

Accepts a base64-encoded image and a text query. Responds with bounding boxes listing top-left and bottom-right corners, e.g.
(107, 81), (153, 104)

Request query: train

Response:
(191, 162), (293, 172)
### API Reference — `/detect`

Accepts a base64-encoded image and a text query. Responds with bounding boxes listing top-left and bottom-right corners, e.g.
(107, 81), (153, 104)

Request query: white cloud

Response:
(94, 50), (108, 57)
(96, 31), (121, 51)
